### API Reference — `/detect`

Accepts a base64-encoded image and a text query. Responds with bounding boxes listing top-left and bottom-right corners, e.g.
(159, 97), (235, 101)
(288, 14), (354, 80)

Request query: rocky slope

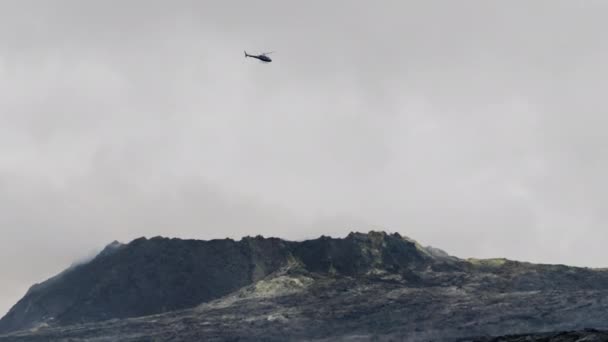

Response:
(0, 235), (291, 333)
(1, 231), (608, 341)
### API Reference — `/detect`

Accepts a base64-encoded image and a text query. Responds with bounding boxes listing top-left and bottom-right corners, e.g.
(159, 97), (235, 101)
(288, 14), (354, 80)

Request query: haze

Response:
(1, 0), (607, 316)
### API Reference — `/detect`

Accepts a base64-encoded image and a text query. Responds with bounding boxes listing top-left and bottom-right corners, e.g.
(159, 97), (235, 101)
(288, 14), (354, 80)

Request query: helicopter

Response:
(244, 50), (273, 63)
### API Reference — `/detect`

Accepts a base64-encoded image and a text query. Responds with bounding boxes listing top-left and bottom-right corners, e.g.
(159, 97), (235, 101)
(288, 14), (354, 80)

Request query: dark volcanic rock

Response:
(0, 231), (439, 334)
(461, 328), (608, 341)
(293, 231), (436, 276)
(2, 231), (608, 341)
(0, 235), (292, 333)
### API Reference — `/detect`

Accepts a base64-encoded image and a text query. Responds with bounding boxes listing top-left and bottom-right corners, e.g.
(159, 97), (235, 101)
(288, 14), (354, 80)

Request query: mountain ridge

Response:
(2, 230), (608, 341)
(0, 230), (447, 334)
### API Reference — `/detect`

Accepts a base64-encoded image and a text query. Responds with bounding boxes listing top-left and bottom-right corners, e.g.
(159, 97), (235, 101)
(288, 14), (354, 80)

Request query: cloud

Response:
(2, 1), (608, 315)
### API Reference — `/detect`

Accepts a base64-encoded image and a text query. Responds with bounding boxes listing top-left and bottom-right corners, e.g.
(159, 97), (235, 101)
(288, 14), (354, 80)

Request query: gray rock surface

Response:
(461, 329), (608, 341)
(1, 231), (608, 341)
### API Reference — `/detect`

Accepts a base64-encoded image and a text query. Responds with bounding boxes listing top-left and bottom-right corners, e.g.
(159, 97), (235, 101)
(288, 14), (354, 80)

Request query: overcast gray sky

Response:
(2, 0), (608, 316)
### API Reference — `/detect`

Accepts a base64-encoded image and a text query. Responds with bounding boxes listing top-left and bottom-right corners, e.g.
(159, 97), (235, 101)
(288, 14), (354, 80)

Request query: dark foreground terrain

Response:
(463, 329), (608, 342)
(1, 231), (608, 341)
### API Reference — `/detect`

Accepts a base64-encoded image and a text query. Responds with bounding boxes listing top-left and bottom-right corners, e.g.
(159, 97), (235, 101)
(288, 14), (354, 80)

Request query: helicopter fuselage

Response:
(245, 51), (272, 62)
(250, 55), (271, 62)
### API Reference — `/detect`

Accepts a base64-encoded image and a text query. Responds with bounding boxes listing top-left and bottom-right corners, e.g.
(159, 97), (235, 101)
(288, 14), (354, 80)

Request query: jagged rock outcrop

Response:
(0, 231), (446, 334)
(1, 231), (608, 341)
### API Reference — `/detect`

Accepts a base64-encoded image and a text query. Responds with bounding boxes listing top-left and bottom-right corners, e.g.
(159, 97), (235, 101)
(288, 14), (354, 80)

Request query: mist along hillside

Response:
(1, 231), (608, 341)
